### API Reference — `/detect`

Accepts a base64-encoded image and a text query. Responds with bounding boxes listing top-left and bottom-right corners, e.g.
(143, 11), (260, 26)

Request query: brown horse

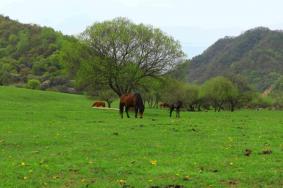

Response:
(92, 101), (106, 107)
(119, 93), (144, 118)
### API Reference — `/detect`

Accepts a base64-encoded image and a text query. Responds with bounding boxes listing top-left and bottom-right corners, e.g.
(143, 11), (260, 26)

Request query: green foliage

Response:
(27, 79), (40, 89)
(201, 76), (239, 111)
(167, 60), (191, 81)
(79, 17), (184, 96)
(85, 85), (117, 108)
(97, 89), (117, 108)
(0, 15), (79, 92)
(159, 78), (200, 110)
(250, 94), (274, 109)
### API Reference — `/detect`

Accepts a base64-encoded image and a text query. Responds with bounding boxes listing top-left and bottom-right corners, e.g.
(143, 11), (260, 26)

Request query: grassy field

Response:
(0, 86), (282, 188)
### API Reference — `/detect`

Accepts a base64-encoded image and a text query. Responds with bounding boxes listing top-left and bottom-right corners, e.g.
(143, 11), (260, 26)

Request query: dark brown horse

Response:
(119, 93), (144, 118)
(170, 101), (183, 118)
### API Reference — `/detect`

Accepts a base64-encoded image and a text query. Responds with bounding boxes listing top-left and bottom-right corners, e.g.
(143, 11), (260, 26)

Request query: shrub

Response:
(250, 95), (274, 109)
(27, 79), (40, 89)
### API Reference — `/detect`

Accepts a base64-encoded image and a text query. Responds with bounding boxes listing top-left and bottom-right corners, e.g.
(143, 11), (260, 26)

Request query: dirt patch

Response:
(220, 179), (238, 187)
(244, 149), (252, 156)
(261, 149), (272, 155)
(150, 185), (184, 188)
(165, 185), (184, 188)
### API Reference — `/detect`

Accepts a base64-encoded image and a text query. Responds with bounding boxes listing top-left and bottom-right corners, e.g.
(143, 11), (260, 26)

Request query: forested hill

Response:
(2, 15), (283, 93)
(0, 15), (83, 92)
(177, 27), (283, 91)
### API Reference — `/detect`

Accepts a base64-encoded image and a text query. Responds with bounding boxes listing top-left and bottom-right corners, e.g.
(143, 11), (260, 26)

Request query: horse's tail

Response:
(134, 93), (144, 110)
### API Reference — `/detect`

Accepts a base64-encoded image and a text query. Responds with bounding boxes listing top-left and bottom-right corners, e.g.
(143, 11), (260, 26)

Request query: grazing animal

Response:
(169, 101), (183, 118)
(160, 102), (170, 108)
(119, 93), (144, 118)
(92, 101), (106, 107)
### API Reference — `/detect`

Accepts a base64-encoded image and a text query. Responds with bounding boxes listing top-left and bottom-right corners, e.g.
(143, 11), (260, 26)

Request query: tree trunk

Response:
(107, 101), (111, 108)
(231, 104), (234, 112)
(230, 101), (235, 112)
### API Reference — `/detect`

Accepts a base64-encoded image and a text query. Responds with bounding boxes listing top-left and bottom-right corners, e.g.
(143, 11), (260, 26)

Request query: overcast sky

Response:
(1, 0), (283, 58)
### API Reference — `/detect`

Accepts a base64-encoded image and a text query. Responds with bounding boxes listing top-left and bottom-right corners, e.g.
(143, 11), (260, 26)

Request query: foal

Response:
(169, 101), (183, 118)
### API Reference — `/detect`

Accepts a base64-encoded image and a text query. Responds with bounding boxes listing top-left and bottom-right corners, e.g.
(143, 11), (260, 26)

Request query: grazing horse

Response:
(119, 93), (144, 118)
(170, 101), (183, 118)
(160, 102), (170, 108)
(92, 101), (106, 107)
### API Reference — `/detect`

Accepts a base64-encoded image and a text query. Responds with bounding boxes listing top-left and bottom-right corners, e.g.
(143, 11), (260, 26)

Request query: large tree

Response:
(79, 17), (184, 96)
(200, 76), (239, 112)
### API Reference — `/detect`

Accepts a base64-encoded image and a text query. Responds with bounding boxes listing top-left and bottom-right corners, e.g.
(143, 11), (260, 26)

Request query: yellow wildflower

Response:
(81, 178), (86, 183)
(118, 179), (126, 185)
(150, 160), (157, 165)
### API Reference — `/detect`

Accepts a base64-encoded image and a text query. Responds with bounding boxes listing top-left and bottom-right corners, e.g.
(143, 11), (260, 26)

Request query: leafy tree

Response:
(139, 77), (164, 108)
(160, 78), (183, 104)
(79, 17), (184, 96)
(160, 78), (199, 110)
(184, 84), (199, 111)
(225, 74), (254, 111)
(201, 76), (239, 111)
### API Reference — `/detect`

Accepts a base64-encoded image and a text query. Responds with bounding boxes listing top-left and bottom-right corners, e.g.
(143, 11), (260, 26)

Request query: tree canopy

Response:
(79, 17), (185, 96)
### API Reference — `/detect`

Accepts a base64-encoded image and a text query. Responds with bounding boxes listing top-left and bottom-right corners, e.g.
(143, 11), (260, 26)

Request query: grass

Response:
(0, 86), (282, 187)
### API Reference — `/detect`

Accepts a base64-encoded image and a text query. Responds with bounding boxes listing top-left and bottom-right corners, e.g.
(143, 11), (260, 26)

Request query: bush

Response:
(27, 79), (40, 89)
(200, 76), (239, 111)
(250, 95), (274, 109)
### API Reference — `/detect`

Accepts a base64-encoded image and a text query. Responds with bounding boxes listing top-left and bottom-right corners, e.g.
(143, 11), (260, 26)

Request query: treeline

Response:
(0, 15), (84, 93)
(142, 75), (283, 111)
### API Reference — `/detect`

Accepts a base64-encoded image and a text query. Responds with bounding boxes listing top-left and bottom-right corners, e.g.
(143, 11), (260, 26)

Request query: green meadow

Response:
(0, 87), (282, 187)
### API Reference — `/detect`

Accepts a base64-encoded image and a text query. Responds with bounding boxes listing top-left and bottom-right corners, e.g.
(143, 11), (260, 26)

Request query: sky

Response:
(1, 0), (283, 58)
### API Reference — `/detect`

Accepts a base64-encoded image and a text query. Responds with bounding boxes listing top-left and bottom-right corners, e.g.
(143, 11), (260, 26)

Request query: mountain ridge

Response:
(177, 27), (283, 91)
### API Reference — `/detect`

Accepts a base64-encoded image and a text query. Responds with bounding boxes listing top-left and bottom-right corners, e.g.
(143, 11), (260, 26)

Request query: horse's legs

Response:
(176, 108), (180, 118)
(119, 103), (124, 118)
(170, 107), (173, 117)
(125, 106), (130, 118)
(135, 106), (138, 118)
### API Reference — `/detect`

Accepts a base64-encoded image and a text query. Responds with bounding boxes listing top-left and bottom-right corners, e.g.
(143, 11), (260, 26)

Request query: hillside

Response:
(177, 27), (283, 91)
(0, 15), (84, 92)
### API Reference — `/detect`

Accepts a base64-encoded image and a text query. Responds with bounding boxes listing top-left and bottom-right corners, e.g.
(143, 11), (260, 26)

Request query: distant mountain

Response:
(0, 15), (82, 92)
(176, 27), (283, 91)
